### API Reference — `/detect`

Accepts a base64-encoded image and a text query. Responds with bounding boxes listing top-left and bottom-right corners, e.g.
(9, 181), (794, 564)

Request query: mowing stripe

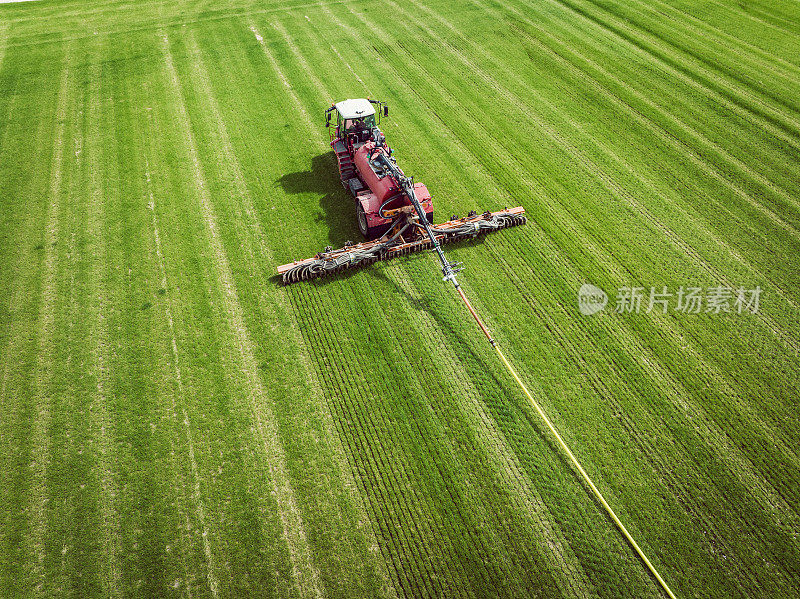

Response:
(499, 0), (800, 156)
(571, 0), (800, 131)
(22, 44), (72, 596)
(142, 167), (198, 597)
(471, 0), (800, 224)
(701, 0), (798, 36)
(647, 0), (800, 82)
(143, 155), (220, 599)
(0, 23), (8, 78)
(85, 49), (123, 599)
(628, 0), (800, 87)
(2, 0), (350, 45)
(0, 55), (57, 599)
(0, 93), (22, 405)
(184, 25), (396, 597)
(160, 31), (324, 599)
(542, 0), (800, 145)
(137, 67), (234, 596)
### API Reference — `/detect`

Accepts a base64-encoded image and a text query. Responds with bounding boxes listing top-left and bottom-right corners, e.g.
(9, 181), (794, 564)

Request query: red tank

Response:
(346, 140), (433, 239)
(354, 142), (399, 203)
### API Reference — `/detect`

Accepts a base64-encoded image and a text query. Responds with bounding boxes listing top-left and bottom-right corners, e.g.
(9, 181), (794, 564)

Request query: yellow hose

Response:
(492, 344), (678, 599)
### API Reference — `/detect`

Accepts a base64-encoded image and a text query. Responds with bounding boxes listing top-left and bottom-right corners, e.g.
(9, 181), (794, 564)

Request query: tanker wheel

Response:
(356, 201), (369, 238)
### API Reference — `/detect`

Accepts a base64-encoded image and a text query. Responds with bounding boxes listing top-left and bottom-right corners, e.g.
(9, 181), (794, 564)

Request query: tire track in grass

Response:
(3, 0), (349, 43)
(84, 49), (124, 599)
(493, 18), (800, 306)
(544, 0), (800, 145)
(353, 0), (800, 356)
(649, 0), (800, 81)
(56, 67), (108, 595)
(473, 0), (800, 229)
(701, 0), (799, 37)
(137, 68), (237, 596)
(250, 22), (456, 595)
(324, 5), (800, 580)
(22, 45), (72, 597)
(160, 31), (324, 599)
(0, 60), (62, 597)
(0, 82), (24, 407)
(627, 0), (800, 88)
(185, 23), (397, 597)
(0, 23), (7, 70)
(282, 16), (599, 595)
(143, 154), (219, 599)
(142, 194), (196, 597)
(0, 88), (24, 586)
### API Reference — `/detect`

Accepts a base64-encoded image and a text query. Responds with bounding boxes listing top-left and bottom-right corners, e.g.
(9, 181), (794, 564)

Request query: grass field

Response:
(1, 0), (799, 597)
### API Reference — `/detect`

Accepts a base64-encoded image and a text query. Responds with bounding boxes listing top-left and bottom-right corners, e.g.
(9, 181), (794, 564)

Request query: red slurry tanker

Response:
(277, 98), (525, 284)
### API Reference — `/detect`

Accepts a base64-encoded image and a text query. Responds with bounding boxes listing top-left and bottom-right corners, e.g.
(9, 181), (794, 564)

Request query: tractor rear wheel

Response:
(356, 201), (369, 238)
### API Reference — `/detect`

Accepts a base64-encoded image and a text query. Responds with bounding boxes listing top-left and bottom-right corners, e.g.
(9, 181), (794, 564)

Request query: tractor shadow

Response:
(277, 152), (358, 247)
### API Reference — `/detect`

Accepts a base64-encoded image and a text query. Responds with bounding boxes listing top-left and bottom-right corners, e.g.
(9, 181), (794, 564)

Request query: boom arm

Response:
(370, 139), (464, 287)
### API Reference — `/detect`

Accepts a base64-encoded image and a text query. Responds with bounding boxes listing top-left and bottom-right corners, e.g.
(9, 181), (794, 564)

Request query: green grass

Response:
(1, 0), (799, 597)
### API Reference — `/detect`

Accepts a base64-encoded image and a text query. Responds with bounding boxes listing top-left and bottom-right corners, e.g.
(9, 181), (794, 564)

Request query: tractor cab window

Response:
(342, 115), (376, 132)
